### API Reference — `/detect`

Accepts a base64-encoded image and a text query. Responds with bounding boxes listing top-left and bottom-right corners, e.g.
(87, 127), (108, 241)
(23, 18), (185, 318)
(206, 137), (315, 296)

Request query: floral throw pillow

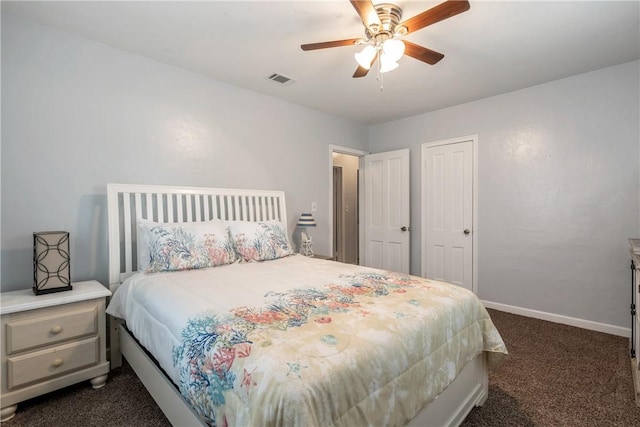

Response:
(138, 219), (236, 273)
(227, 221), (294, 262)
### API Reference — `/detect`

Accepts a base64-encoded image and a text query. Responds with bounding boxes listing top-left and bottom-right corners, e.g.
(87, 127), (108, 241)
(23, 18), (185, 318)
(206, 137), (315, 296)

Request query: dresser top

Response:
(0, 280), (111, 315)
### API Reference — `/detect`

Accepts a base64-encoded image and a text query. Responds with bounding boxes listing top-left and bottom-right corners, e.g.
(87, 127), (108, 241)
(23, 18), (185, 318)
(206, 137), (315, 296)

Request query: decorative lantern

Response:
(33, 231), (72, 295)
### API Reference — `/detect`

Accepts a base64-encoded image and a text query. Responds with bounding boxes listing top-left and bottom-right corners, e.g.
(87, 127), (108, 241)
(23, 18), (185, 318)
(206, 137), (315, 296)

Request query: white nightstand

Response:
(0, 280), (112, 421)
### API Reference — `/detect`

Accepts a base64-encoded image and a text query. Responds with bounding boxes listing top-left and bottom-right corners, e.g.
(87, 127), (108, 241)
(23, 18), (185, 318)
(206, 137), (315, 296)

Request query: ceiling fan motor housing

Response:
(366, 3), (405, 40)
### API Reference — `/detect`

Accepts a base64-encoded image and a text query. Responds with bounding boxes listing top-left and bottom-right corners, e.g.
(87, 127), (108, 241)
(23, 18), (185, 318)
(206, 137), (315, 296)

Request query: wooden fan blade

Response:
(350, 0), (381, 29)
(403, 41), (444, 65)
(353, 65), (370, 78)
(353, 51), (379, 78)
(398, 0), (470, 35)
(301, 38), (362, 51)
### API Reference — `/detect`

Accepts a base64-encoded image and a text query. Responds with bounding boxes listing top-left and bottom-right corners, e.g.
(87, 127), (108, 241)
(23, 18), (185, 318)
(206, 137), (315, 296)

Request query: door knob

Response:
(401, 226), (408, 232)
(464, 229), (471, 235)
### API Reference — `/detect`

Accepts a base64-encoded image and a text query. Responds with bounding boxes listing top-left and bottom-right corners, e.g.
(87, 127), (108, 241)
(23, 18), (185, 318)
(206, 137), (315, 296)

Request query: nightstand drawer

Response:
(5, 307), (97, 354)
(7, 337), (99, 389)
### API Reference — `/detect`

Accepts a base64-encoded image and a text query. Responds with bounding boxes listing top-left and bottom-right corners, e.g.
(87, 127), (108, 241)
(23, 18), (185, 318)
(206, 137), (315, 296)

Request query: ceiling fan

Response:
(301, 0), (470, 79)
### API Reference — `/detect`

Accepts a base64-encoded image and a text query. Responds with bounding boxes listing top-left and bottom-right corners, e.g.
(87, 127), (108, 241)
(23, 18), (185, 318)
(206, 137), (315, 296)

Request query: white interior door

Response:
(422, 137), (476, 292)
(362, 149), (410, 273)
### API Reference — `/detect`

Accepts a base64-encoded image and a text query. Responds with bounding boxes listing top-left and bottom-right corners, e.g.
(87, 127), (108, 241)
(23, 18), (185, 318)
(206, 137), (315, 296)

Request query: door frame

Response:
(421, 135), (479, 293)
(328, 145), (369, 262)
(333, 165), (344, 262)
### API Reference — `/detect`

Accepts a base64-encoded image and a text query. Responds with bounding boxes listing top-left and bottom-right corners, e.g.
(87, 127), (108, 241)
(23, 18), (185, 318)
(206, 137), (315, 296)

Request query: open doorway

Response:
(332, 152), (360, 264)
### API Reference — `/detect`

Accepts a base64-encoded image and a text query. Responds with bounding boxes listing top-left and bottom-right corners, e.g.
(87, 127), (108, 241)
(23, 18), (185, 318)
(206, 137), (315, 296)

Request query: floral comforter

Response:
(107, 255), (507, 427)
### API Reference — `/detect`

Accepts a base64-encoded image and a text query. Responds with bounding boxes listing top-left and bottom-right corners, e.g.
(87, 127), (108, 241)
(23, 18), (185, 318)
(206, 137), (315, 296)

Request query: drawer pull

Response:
(51, 326), (63, 334)
(52, 358), (64, 368)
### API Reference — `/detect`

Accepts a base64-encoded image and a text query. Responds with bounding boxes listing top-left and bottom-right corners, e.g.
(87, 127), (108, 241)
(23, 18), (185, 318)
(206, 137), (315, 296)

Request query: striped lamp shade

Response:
(296, 213), (317, 227)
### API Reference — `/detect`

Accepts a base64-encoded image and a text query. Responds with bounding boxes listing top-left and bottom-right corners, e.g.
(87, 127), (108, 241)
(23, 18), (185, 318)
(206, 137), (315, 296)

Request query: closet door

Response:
(422, 137), (475, 292)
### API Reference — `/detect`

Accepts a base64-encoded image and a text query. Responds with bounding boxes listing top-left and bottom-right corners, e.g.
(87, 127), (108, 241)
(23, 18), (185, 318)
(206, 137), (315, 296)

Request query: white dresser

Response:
(630, 238), (640, 406)
(0, 280), (111, 421)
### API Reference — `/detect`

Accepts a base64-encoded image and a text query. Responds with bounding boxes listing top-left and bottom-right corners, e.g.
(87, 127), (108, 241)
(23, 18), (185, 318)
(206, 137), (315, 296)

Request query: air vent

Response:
(267, 73), (297, 86)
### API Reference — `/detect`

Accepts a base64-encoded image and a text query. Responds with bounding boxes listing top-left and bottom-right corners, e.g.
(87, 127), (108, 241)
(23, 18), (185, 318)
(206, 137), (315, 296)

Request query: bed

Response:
(106, 183), (506, 427)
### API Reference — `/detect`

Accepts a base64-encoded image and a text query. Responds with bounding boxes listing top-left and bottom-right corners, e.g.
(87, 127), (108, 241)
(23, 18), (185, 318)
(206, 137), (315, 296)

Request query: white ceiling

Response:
(3, 1), (639, 125)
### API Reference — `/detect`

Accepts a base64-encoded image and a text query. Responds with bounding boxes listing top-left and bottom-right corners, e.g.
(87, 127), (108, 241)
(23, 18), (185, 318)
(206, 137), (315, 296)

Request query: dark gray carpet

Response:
(461, 310), (640, 427)
(4, 309), (640, 426)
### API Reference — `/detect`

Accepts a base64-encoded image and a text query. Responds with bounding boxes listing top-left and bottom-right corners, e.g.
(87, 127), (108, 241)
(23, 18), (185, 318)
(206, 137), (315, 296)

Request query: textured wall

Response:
(369, 60), (640, 329)
(0, 14), (368, 291)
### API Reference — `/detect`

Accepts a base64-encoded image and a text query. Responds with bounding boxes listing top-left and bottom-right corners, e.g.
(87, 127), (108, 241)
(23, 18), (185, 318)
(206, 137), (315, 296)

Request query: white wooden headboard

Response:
(107, 183), (287, 289)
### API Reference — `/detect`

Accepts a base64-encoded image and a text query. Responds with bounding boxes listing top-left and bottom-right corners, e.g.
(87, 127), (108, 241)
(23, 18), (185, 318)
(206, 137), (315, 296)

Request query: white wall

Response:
(369, 60), (640, 329)
(0, 14), (368, 292)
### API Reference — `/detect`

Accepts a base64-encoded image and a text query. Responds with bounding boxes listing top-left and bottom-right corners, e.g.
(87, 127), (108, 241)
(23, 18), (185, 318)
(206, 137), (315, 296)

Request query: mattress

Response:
(107, 254), (506, 426)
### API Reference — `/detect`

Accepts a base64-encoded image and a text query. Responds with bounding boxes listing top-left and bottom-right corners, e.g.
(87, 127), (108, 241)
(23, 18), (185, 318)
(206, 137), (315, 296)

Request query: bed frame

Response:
(106, 183), (489, 427)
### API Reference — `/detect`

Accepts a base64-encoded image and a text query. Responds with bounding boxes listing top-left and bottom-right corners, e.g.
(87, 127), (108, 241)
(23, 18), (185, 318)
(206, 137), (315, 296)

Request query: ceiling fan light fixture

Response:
(382, 39), (405, 62)
(355, 45), (376, 69)
(379, 56), (399, 73)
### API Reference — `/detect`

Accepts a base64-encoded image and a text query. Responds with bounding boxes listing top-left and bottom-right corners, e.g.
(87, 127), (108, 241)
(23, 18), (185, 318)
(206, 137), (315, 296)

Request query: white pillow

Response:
(136, 219), (236, 273)
(227, 220), (294, 262)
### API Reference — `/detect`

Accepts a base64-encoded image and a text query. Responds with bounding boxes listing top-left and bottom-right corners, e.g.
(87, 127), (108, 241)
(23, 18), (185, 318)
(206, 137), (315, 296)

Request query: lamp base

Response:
(300, 241), (314, 257)
(33, 284), (73, 296)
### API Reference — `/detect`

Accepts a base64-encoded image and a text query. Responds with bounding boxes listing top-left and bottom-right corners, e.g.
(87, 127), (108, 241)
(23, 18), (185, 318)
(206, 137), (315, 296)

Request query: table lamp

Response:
(33, 231), (72, 295)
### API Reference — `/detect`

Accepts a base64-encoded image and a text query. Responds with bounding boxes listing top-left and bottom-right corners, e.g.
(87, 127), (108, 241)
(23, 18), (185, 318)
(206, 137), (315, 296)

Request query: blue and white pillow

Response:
(137, 219), (236, 273)
(227, 220), (294, 262)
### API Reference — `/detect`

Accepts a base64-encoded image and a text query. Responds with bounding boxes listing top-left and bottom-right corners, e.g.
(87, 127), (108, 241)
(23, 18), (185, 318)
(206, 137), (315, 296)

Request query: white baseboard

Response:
(482, 300), (631, 338)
